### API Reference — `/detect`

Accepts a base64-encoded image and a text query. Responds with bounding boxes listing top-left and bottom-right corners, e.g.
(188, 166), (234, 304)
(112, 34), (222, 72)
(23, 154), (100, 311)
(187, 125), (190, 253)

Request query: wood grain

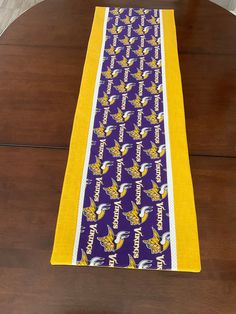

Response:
(181, 54), (236, 156)
(0, 45), (235, 155)
(0, 1), (235, 313)
(0, 45), (83, 147)
(0, 0), (235, 54)
(0, 147), (235, 314)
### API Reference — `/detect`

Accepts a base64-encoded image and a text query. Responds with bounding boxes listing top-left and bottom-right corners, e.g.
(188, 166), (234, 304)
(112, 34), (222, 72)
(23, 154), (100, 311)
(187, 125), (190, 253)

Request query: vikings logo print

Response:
(127, 254), (153, 269)
(147, 16), (160, 25)
(144, 181), (168, 201)
(133, 46), (152, 57)
(121, 16), (138, 25)
(144, 142), (166, 159)
(98, 92), (119, 106)
(83, 198), (111, 222)
(97, 225), (130, 252)
(125, 159), (152, 179)
(146, 58), (162, 69)
(147, 35), (161, 46)
(114, 80), (136, 93)
(76, 7), (173, 270)
(93, 122), (116, 137)
(143, 228), (170, 254)
(119, 35), (137, 45)
(127, 124), (151, 140)
(77, 249), (105, 267)
(129, 94), (151, 108)
(108, 24), (125, 35)
(145, 82), (163, 94)
(117, 56), (137, 67)
(110, 108), (134, 123)
(107, 140), (133, 158)
(134, 25), (152, 35)
(103, 178), (132, 199)
(102, 67), (121, 79)
(89, 156), (113, 175)
(110, 8), (125, 15)
(123, 201), (153, 225)
(144, 110), (164, 124)
(105, 44), (123, 55)
(131, 68), (152, 81)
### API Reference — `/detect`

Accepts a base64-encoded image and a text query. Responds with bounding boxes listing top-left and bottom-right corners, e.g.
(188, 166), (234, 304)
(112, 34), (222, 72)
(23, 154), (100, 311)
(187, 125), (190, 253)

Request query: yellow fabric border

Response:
(162, 10), (201, 272)
(51, 7), (201, 271)
(51, 7), (106, 265)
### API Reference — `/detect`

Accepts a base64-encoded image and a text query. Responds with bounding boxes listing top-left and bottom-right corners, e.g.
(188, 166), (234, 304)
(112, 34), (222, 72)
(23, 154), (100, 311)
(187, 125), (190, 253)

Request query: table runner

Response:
(51, 7), (200, 272)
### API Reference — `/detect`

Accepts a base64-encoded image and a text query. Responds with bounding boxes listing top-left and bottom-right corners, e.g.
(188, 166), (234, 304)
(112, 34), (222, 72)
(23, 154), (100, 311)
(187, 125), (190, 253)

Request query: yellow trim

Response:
(51, 8), (201, 271)
(51, 7), (106, 265)
(162, 10), (201, 272)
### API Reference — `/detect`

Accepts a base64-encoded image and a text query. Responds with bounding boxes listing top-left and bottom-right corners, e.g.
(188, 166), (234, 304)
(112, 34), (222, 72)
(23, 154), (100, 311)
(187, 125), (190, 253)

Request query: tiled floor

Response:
(0, 0), (44, 35)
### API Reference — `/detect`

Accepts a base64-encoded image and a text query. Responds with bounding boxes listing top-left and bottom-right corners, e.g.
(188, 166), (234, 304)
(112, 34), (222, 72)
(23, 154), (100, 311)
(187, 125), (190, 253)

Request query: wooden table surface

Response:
(0, 1), (235, 313)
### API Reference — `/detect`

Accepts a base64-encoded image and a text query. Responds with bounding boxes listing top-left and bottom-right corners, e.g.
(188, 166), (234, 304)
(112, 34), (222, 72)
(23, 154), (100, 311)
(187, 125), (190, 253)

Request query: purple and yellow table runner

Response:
(51, 7), (201, 272)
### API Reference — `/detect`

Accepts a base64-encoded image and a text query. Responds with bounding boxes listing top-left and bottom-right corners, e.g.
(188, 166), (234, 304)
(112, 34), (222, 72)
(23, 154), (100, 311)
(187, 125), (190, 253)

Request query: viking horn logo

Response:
(77, 249), (105, 267)
(125, 159), (152, 179)
(89, 156), (113, 175)
(123, 201), (153, 225)
(144, 180), (168, 201)
(83, 198), (111, 222)
(97, 225), (130, 252)
(143, 228), (170, 254)
(127, 254), (153, 270)
(103, 178), (132, 199)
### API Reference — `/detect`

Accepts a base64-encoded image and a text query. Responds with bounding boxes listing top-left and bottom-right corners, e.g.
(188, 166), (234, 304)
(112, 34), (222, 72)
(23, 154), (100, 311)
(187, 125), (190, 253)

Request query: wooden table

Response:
(0, 1), (235, 313)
